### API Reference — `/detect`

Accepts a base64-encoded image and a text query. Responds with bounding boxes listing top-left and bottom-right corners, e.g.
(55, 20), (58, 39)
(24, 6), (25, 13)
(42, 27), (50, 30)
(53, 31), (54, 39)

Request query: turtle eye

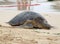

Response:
(43, 20), (47, 24)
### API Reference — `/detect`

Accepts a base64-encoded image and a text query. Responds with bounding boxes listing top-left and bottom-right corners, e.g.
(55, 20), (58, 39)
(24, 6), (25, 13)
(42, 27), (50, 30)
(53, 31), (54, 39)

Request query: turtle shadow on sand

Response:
(5, 11), (52, 30)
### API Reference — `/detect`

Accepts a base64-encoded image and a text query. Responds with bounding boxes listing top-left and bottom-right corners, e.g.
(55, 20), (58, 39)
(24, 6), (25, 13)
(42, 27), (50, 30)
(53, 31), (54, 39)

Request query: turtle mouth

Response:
(42, 24), (52, 29)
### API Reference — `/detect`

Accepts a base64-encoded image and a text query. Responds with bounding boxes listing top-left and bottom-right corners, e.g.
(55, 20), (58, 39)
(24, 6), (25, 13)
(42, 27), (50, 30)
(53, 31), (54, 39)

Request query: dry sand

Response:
(0, 10), (60, 44)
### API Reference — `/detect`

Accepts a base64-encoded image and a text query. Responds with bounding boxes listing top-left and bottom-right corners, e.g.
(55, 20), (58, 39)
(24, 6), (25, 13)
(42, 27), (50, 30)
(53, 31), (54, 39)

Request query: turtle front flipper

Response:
(22, 20), (34, 29)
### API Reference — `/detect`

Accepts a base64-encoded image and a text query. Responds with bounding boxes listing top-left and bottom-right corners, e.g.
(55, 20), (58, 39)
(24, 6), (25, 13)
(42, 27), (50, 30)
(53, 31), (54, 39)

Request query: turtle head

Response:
(34, 17), (52, 29)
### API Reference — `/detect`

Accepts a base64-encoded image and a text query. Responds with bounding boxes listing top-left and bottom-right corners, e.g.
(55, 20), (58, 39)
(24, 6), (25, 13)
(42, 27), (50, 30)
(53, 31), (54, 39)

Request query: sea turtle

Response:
(8, 11), (52, 29)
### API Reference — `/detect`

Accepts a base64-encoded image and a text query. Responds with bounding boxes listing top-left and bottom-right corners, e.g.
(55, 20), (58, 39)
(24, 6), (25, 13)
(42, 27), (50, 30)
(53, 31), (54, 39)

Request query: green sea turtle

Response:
(8, 11), (52, 29)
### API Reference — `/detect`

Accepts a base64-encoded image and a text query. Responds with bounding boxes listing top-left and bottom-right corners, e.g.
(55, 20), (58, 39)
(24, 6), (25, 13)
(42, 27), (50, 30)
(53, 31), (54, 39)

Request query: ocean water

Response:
(0, 1), (60, 12)
(0, 0), (16, 2)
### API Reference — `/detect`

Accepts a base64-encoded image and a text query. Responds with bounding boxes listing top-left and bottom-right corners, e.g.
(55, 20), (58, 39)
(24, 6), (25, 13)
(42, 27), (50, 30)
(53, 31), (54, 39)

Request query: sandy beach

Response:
(0, 10), (60, 44)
